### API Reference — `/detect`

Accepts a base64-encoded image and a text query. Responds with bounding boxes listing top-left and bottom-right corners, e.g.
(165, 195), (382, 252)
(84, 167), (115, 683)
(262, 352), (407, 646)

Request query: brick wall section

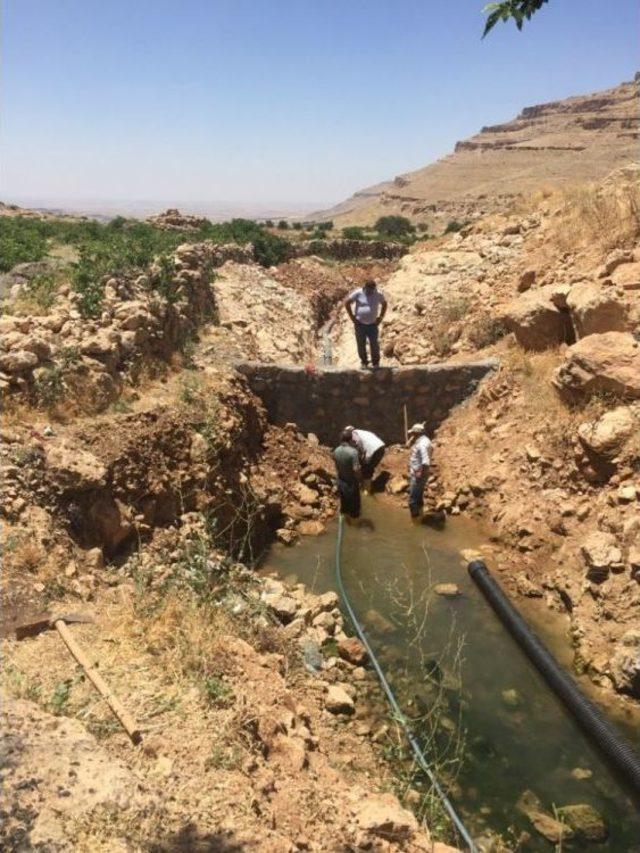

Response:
(236, 360), (497, 445)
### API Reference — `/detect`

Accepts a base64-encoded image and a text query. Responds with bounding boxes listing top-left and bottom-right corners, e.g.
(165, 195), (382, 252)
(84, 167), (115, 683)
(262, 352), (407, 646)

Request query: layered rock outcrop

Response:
(314, 78), (639, 227)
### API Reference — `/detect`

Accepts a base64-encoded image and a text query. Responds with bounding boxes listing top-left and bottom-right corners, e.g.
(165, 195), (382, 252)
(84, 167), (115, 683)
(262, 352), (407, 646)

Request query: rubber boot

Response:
(410, 513), (422, 525)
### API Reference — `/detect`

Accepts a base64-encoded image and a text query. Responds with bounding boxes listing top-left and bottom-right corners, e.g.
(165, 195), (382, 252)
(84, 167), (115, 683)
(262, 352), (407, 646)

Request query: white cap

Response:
(407, 422), (425, 435)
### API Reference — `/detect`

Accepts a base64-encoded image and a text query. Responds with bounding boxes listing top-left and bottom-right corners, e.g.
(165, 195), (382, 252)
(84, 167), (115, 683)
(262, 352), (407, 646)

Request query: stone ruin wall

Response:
(236, 360), (497, 446)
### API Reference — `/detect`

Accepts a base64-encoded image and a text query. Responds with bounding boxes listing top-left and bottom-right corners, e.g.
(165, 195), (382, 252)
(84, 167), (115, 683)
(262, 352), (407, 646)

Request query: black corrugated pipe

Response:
(468, 560), (640, 800)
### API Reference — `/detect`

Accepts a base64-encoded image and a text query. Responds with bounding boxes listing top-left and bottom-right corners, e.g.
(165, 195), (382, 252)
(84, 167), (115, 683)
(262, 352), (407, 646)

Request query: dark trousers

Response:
(361, 446), (385, 480)
(337, 478), (361, 518)
(354, 321), (380, 367)
(409, 472), (428, 517)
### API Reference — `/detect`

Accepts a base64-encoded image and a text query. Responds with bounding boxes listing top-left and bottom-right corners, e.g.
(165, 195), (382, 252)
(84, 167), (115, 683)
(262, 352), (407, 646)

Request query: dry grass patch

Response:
(553, 181), (640, 253)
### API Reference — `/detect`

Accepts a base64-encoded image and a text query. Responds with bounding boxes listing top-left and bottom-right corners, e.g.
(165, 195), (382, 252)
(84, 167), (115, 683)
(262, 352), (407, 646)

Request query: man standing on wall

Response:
(345, 425), (386, 494)
(344, 279), (387, 369)
(333, 429), (362, 523)
(407, 422), (433, 522)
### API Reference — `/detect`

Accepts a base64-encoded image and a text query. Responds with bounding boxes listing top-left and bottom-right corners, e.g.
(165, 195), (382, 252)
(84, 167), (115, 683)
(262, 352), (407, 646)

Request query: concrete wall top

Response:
(236, 360), (497, 446)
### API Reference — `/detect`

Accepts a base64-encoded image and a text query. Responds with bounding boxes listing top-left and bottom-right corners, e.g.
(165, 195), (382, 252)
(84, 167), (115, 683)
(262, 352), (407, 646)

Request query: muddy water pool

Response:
(262, 495), (640, 850)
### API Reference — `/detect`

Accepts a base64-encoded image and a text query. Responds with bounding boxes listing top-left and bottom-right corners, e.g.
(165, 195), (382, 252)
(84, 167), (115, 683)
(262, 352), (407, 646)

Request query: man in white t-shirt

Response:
(344, 280), (387, 369)
(407, 422), (433, 521)
(345, 426), (386, 493)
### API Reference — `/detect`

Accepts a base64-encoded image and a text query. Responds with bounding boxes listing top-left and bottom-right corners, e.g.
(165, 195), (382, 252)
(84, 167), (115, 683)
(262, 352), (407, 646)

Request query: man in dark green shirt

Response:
(333, 430), (361, 520)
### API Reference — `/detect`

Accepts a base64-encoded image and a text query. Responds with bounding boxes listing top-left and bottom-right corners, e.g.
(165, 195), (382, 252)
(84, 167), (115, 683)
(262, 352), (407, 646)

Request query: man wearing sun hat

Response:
(407, 422), (433, 521)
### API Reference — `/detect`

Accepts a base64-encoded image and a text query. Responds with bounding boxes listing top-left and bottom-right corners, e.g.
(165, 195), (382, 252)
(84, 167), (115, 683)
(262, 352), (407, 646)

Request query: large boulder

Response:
(610, 629), (640, 697)
(611, 260), (640, 292)
(566, 281), (630, 338)
(1, 698), (141, 850)
(0, 349), (39, 373)
(503, 286), (569, 351)
(577, 405), (636, 460)
(45, 441), (107, 491)
(553, 332), (640, 400)
(580, 531), (623, 582)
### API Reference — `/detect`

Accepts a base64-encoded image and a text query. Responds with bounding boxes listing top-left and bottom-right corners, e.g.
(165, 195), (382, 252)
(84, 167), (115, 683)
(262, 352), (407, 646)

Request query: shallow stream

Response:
(262, 496), (640, 850)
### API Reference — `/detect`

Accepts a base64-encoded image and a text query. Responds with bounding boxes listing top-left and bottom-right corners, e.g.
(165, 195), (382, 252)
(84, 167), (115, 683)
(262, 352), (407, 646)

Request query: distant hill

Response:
(315, 77), (639, 228)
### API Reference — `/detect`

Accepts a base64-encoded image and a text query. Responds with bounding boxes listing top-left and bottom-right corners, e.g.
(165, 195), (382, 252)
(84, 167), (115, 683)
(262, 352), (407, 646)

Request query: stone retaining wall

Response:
(236, 360), (497, 445)
(294, 239), (407, 261)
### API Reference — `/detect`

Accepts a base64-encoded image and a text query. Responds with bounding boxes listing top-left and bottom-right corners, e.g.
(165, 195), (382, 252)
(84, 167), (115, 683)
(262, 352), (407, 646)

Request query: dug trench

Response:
(2, 248), (487, 852)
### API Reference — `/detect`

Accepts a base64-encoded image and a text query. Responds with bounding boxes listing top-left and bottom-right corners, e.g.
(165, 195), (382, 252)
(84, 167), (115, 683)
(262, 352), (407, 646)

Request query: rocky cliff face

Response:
(317, 77), (639, 228)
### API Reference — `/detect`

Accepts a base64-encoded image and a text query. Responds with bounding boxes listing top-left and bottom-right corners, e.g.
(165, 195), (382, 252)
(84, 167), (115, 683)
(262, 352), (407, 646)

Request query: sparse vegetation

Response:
(33, 364), (67, 408)
(443, 219), (468, 234)
(553, 180), (640, 252)
(11, 270), (66, 315)
(439, 293), (470, 323)
(48, 679), (73, 715)
(202, 675), (234, 708)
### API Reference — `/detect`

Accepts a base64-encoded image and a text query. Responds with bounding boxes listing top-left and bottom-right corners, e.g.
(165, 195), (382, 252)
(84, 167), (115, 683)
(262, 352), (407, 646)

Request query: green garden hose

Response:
(334, 513), (477, 852)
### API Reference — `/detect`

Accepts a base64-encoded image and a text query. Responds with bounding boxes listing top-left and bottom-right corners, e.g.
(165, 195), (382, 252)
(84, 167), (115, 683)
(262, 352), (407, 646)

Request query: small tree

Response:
(374, 215), (415, 238)
(277, 220), (289, 230)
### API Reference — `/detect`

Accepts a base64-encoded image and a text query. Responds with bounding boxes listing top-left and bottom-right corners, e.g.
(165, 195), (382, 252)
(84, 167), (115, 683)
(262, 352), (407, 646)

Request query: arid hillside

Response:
(316, 77), (639, 229)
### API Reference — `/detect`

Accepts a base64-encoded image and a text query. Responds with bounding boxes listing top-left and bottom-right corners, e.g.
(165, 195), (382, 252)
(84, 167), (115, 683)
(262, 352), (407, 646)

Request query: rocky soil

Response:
(2, 525), (442, 851)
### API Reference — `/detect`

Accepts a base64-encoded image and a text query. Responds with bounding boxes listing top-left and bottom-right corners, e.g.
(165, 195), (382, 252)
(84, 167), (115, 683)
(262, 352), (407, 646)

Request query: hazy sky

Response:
(2, 0), (638, 209)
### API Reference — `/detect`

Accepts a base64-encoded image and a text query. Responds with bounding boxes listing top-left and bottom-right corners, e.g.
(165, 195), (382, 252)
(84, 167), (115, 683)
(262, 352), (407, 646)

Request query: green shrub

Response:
(253, 232), (291, 267)
(444, 219), (469, 234)
(277, 219), (289, 230)
(342, 226), (367, 240)
(33, 364), (67, 408)
(374, 215), (415, 238)
(202, 675), (234, 708)
(0, 217), (48, 271)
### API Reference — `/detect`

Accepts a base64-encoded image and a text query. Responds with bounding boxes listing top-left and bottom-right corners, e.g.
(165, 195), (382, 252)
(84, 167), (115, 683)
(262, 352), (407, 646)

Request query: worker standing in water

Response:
(333, 429), (362, 523)
(407, 422), (433, 521)
(345, 426), (385, 494)
(344, 279), (387, 369)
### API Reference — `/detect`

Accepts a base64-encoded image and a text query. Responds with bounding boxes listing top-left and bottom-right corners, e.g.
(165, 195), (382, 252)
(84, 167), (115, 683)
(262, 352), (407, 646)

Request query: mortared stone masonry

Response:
(236, 360), (497, 445)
